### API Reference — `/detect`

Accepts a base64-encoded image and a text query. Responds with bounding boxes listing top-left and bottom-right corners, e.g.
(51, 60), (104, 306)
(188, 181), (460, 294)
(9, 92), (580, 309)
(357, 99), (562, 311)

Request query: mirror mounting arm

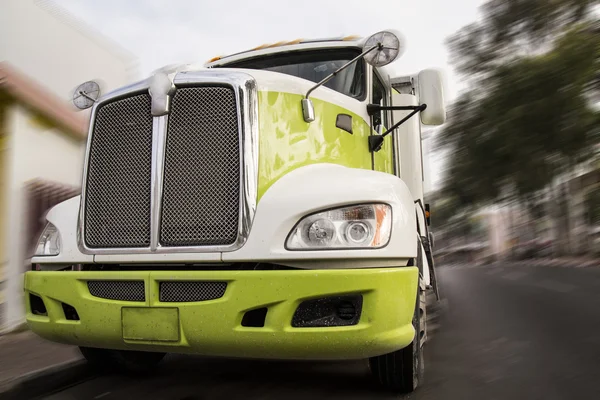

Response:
(368, 104), (427, 152)
(366, 103), (423, 116)
(78, 91), (97, 102)
(302, 44), (382, 123)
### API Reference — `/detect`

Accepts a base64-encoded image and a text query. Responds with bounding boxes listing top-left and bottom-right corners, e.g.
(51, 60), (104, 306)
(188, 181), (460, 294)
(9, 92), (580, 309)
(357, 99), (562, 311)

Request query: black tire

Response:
(369, 280), (426, 393)
(79, 347), (166, 375)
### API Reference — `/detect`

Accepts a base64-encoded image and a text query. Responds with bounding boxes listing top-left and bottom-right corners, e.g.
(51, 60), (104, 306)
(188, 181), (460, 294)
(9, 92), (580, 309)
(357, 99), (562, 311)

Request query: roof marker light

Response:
(266, 41), (287, 48)
(252, 43), (271, 50)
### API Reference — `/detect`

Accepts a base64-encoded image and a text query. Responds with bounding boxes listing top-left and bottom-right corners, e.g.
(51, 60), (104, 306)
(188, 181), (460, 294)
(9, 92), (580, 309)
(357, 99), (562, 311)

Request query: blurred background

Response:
(430, 0), (600, 266)
(0, 0), (598, 333)
(0, 1), (598, 397)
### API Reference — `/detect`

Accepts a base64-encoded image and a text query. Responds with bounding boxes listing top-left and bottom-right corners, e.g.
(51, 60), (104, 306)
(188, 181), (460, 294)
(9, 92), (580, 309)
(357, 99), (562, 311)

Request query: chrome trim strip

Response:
(241, 76), (259, 244)
(149, 117), (159, 250)
(78, 71), (259, 255)
(150, 115), (169, 250)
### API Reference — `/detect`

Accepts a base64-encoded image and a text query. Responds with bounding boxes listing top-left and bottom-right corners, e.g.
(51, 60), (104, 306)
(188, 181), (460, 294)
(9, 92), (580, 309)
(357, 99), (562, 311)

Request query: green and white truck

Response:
(28, 30), (445, 393)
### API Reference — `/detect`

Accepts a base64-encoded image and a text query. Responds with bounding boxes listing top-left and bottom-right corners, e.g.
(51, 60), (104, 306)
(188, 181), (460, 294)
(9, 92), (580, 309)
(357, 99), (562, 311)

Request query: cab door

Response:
(370, 69), (395, 174)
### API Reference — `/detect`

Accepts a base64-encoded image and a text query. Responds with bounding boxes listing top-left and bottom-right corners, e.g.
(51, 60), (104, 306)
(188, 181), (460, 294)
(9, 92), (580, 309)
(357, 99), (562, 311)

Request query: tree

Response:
(436, 1), (599, 255)
(447, 0), (598, 81)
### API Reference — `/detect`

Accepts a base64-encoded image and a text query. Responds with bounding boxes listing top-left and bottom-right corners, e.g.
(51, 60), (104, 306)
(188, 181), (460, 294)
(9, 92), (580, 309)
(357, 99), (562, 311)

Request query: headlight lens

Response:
(306, 219), (336, 246)
(34, 223), (61, 256)
(286, 204), (392, 250)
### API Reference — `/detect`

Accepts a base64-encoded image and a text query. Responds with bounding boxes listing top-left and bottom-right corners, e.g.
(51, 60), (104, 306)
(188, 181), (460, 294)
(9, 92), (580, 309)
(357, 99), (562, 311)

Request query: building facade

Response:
(0, 0), (137, 332)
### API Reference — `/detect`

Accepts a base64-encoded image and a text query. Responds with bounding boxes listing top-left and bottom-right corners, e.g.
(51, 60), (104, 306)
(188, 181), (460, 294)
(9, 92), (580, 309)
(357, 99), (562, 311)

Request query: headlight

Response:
(34, 223), (61, 256)
(286, 204), (392, 250)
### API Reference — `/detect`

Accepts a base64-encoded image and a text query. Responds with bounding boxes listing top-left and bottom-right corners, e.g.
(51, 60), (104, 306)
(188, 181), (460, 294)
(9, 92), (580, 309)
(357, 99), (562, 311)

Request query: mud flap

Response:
(421, 234), (441, 301)
(415, 200), (440, 301)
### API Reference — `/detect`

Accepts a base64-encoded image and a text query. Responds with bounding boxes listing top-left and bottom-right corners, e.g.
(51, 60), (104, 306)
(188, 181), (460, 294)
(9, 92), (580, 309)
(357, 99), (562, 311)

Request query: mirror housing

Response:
(72, 81), (101, 110)
(417, 69), (446, 126)
(362, 29), (405, 67)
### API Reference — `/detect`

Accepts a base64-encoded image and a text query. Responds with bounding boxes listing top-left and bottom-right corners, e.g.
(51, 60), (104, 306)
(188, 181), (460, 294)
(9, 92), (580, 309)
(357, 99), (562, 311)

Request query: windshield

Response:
(216, 49), (365, 100)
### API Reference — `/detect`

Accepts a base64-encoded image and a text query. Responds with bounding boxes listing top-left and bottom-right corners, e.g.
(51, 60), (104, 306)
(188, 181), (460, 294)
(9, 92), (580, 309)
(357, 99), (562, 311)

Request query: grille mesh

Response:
(160, 86), (241, 247)
(159, 281), (227, 302)
(88, 281), (145, 302)
(84, 94), (153, 248)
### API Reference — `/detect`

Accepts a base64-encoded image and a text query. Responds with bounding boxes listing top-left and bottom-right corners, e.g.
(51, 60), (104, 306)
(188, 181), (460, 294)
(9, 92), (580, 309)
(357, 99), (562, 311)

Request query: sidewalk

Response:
(0, 329), (84, 394)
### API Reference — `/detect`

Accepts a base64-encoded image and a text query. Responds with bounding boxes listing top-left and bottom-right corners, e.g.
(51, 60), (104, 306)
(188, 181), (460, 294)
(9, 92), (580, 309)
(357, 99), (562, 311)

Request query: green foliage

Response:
(430, 193), (466, 229)
(439, 0), (600, 207)
(448, 0), (597, 78)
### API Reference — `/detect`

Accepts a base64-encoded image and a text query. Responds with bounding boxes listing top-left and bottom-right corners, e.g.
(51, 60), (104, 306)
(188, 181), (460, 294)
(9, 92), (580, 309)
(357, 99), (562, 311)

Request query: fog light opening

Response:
(241, 307), (268, 328)
(336, 300), (357, 320)
(62, 302), (80, 321)
(292, 295), (363, 328)
(29, 294), (47, 316)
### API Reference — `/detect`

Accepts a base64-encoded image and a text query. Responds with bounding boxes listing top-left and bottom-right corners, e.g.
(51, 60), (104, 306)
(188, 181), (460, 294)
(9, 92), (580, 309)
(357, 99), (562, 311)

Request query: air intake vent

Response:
(84, 94), (153, 248)
(292, 295), (363, 328)
(160, 86), (241, 247)
(88, 281), (145, 302)
(159, 281), (227, 302)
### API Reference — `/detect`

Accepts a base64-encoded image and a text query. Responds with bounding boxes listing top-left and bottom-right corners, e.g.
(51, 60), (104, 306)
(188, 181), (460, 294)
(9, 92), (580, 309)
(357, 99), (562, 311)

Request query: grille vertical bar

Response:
(84, 94), (153, 248)
(160, 86), (241, 247)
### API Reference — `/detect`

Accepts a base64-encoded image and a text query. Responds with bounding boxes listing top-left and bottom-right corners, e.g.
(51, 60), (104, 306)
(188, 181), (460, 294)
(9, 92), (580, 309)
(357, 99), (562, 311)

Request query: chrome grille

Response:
(159, 281), (227, 302)
(160, 86), (241, 246)
(84, 94), (153, 248)
(88, 281), (145, 302)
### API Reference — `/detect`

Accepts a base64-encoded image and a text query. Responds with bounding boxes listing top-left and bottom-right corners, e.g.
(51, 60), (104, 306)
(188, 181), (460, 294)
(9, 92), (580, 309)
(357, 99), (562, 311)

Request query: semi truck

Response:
(27, 29), (445, 394)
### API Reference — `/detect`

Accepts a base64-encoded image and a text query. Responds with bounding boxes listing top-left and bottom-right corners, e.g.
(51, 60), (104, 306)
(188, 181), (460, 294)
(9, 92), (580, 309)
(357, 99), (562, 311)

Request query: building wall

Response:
(0, 102), (7, 316)
(0, 0), (140, 331)
(2, 104), (86, 330)
(11, 108), (84, 187)
(0, 0), (137, 107)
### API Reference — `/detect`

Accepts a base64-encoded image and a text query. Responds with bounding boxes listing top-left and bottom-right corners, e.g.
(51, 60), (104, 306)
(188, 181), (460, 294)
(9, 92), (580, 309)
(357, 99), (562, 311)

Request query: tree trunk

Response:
(557, 177), (572, 256)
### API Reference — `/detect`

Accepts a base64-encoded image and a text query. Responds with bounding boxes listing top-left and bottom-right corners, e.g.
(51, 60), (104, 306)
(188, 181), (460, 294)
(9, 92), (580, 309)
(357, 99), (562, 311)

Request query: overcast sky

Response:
(54, 0), (485, 100)
(52, 0), (486, 190)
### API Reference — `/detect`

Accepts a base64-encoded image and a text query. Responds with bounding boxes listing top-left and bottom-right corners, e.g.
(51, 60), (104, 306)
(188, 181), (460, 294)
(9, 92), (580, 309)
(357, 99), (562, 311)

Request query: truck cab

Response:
(27, 30), (446, 394)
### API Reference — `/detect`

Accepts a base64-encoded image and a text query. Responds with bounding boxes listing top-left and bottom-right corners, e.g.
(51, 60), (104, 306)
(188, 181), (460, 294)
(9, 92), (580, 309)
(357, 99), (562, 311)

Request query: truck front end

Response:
(26, 30), (446, 393)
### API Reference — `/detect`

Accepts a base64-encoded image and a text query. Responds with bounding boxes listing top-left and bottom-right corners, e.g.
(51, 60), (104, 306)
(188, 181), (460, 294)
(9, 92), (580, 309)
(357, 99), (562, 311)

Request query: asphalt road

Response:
(39, 263), (600, 400)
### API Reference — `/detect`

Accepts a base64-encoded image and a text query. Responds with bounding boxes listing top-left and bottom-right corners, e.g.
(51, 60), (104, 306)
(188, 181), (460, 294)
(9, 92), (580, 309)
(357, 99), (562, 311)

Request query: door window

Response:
(372, 72), (388, 132)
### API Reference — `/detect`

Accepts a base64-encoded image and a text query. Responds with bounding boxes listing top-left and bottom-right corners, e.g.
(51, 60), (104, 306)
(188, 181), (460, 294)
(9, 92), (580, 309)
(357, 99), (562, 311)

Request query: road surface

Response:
(39, 262), (600, 399)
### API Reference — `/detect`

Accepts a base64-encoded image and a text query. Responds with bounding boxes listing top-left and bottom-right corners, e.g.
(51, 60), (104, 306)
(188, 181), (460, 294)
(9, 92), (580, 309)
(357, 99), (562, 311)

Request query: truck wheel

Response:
(79, 347), (166, 375)
(369, 280), (426, 393)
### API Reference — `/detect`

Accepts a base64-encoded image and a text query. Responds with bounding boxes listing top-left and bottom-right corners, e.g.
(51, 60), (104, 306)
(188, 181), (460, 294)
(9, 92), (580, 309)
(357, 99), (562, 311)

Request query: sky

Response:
(52, 0), (486, 189)
(53, 0), (485, 99)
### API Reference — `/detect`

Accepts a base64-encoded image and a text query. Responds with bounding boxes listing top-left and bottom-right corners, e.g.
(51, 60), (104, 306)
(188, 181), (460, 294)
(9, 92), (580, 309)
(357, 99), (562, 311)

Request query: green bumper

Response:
(24, 267), (418, 360)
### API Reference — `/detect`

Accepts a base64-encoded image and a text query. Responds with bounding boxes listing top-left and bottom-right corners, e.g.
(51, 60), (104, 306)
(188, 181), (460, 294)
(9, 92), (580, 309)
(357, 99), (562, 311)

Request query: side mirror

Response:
(362, 29), (405, 68)
(417, 69), (446, 126)
(72, 81), (101, 110)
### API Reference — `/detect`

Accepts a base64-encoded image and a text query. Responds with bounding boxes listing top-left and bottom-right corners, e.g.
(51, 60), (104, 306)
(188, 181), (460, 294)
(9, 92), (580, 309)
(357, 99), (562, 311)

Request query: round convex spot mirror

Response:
(72, 81), (100, 110)
(363, 30), (405, 67)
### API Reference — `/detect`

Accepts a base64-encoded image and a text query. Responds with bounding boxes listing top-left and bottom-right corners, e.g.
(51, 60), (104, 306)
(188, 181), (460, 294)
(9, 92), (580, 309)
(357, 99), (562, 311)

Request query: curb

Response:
(0, 359), (94, 400)
(504, 259), (600, 269)
(448, 259), (600, 269)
